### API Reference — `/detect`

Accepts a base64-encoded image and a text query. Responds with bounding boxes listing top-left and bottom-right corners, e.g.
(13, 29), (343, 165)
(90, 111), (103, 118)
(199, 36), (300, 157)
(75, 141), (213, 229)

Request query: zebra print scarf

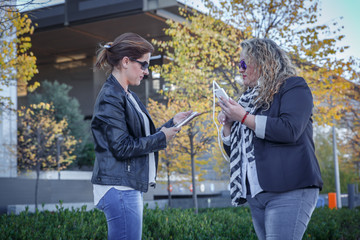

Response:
(230, 86), (259, 206)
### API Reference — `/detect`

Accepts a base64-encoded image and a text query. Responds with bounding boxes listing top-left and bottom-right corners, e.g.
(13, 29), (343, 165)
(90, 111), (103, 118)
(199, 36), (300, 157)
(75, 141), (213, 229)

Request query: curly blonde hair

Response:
(240, 38), (297, 110)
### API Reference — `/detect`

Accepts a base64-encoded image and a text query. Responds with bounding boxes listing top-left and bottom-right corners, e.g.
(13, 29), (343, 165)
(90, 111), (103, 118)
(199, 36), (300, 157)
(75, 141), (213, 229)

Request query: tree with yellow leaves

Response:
(150, 0), (359, 205)
(149, 8), (250, 212)
(0, 2), (38, 110)
(147, 99), (187, 207)
(340, 84), (360, 183)
(202, 0), (357, 123)
(17, 102), (77, 209)
(150, 9), (249, 212)
(202, 0), (359, 191)
(148, 98), (214, 211)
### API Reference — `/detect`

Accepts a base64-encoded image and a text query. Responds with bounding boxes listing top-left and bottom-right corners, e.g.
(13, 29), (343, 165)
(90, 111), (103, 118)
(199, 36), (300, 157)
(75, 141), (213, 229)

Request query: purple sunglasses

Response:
(238, 60), (247, 70)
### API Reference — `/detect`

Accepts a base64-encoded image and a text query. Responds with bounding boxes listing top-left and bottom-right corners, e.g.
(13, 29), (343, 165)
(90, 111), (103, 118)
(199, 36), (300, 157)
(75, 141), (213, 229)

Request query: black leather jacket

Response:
(91, 74), (174, 192)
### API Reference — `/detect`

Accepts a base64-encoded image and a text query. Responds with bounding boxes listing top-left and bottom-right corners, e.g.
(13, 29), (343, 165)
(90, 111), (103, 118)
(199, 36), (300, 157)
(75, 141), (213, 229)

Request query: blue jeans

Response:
(246, 188), (319, 240)
(97, 188), (143, 240)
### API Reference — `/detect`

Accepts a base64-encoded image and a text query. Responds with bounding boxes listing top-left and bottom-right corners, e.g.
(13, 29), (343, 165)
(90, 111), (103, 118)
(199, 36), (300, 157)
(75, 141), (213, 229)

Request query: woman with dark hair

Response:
(218, 38), (323, 240)
(91, 32), (191, 240)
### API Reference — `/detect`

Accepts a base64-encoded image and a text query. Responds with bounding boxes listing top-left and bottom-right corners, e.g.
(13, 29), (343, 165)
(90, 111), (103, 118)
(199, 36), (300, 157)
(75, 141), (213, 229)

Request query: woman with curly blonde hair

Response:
(218, 38), (323, 240)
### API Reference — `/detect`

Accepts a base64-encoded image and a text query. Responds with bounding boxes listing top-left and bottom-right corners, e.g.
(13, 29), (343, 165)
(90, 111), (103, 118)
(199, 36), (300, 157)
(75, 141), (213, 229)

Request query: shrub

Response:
(1, 205), (359, 239)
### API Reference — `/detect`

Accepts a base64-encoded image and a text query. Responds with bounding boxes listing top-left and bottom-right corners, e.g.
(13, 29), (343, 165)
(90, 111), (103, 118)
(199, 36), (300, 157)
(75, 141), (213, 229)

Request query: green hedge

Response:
(1, 204), (359, 239)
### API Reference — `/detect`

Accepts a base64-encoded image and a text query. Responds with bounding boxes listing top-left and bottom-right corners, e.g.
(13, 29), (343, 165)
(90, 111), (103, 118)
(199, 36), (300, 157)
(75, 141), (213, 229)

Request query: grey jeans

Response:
(246, 188), (319, 240)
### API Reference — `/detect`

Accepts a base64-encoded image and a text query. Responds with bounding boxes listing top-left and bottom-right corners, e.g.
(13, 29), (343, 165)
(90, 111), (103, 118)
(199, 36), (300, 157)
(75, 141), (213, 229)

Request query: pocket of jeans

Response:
(309, 188), (319, 206)
(96, 196), (105, 210)
(101, 187), (117, 210)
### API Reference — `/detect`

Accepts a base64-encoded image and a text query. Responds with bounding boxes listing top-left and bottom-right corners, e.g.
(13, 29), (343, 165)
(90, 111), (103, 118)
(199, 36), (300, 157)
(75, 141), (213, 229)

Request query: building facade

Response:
(1, 0), (186, 176)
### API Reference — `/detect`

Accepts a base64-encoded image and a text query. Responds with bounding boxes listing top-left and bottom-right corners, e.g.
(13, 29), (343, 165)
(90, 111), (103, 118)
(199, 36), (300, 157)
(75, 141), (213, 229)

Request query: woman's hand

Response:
(173, 110), (193, 126)
(218, 96), (255, 131)
(161, 126), (181, 143)
(218, 111), (233, 126)
(218, 110), (233, 137)
(218, 97), (246, 122)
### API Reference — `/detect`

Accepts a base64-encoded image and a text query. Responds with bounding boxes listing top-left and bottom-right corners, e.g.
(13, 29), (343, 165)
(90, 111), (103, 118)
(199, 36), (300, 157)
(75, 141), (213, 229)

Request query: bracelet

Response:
(241, 112), (249, 124)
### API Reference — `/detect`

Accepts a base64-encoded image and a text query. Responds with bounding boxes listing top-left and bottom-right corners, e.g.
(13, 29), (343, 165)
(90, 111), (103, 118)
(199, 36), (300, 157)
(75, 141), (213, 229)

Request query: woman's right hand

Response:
(161, 126), (181, 142)
(218, 111), (233, 126)
(218, 111), (232, 137)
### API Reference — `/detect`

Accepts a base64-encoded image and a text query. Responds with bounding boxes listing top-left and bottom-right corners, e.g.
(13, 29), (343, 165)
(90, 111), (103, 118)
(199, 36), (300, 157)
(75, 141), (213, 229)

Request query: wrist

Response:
(222, 126), (231, 137)
(241, 112), (249, 124)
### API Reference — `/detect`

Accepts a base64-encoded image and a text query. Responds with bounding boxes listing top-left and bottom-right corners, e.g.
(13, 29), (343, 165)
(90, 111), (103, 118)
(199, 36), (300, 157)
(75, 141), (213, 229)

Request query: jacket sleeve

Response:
(156, 118), (175, 132)
(92, 92), (167, 161)
(264, 77), (314, 144)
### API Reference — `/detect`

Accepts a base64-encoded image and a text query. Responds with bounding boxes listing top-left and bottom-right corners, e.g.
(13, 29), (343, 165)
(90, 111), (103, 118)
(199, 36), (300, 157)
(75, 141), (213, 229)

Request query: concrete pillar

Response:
(0, 81), (18, 177)
(0, 1), (18, 177)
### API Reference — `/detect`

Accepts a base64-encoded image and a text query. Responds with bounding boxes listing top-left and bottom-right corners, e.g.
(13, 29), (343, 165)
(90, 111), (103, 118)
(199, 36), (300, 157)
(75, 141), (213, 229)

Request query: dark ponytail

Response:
(94, 32), (154, 71)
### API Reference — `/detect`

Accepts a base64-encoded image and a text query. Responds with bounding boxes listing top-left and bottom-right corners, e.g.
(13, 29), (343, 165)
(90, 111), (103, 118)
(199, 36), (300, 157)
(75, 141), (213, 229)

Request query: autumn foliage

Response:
(148, 0), (359, 188)
(17, 102), (77, 173)
(0, 5), (38, 108)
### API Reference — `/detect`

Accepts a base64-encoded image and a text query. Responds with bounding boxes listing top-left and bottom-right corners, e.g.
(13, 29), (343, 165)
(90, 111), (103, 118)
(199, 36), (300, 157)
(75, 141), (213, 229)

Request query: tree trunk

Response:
(35, 127), (41, 210)
(35, 160), (40, 210)
(167, 162), (172, 208)
(190, 134), (198, 214)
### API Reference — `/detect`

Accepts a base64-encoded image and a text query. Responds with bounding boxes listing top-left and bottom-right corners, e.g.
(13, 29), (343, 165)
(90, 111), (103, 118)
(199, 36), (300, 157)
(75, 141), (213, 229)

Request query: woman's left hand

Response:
(173, 110), (193, 126)
(218, 97), (246, 122)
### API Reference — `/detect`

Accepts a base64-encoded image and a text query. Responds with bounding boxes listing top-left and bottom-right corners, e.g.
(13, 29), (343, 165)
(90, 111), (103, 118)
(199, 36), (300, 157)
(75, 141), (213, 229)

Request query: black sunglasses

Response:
(238, 60), (247, 70)
(129, 57), (149, 71)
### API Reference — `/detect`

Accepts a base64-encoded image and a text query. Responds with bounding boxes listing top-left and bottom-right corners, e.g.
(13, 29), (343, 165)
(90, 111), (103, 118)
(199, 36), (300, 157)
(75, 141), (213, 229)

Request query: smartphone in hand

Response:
(213, 81), (229, 102)
(175, 112), (200, 127)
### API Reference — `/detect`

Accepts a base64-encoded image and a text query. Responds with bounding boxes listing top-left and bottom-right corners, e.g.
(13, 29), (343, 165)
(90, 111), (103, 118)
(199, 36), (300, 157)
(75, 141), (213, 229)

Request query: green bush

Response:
(304, 207), (360, 240)
(143, 207), (256, 240)
(1, 205), (359, 239)
(0, 205), (107, 240)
